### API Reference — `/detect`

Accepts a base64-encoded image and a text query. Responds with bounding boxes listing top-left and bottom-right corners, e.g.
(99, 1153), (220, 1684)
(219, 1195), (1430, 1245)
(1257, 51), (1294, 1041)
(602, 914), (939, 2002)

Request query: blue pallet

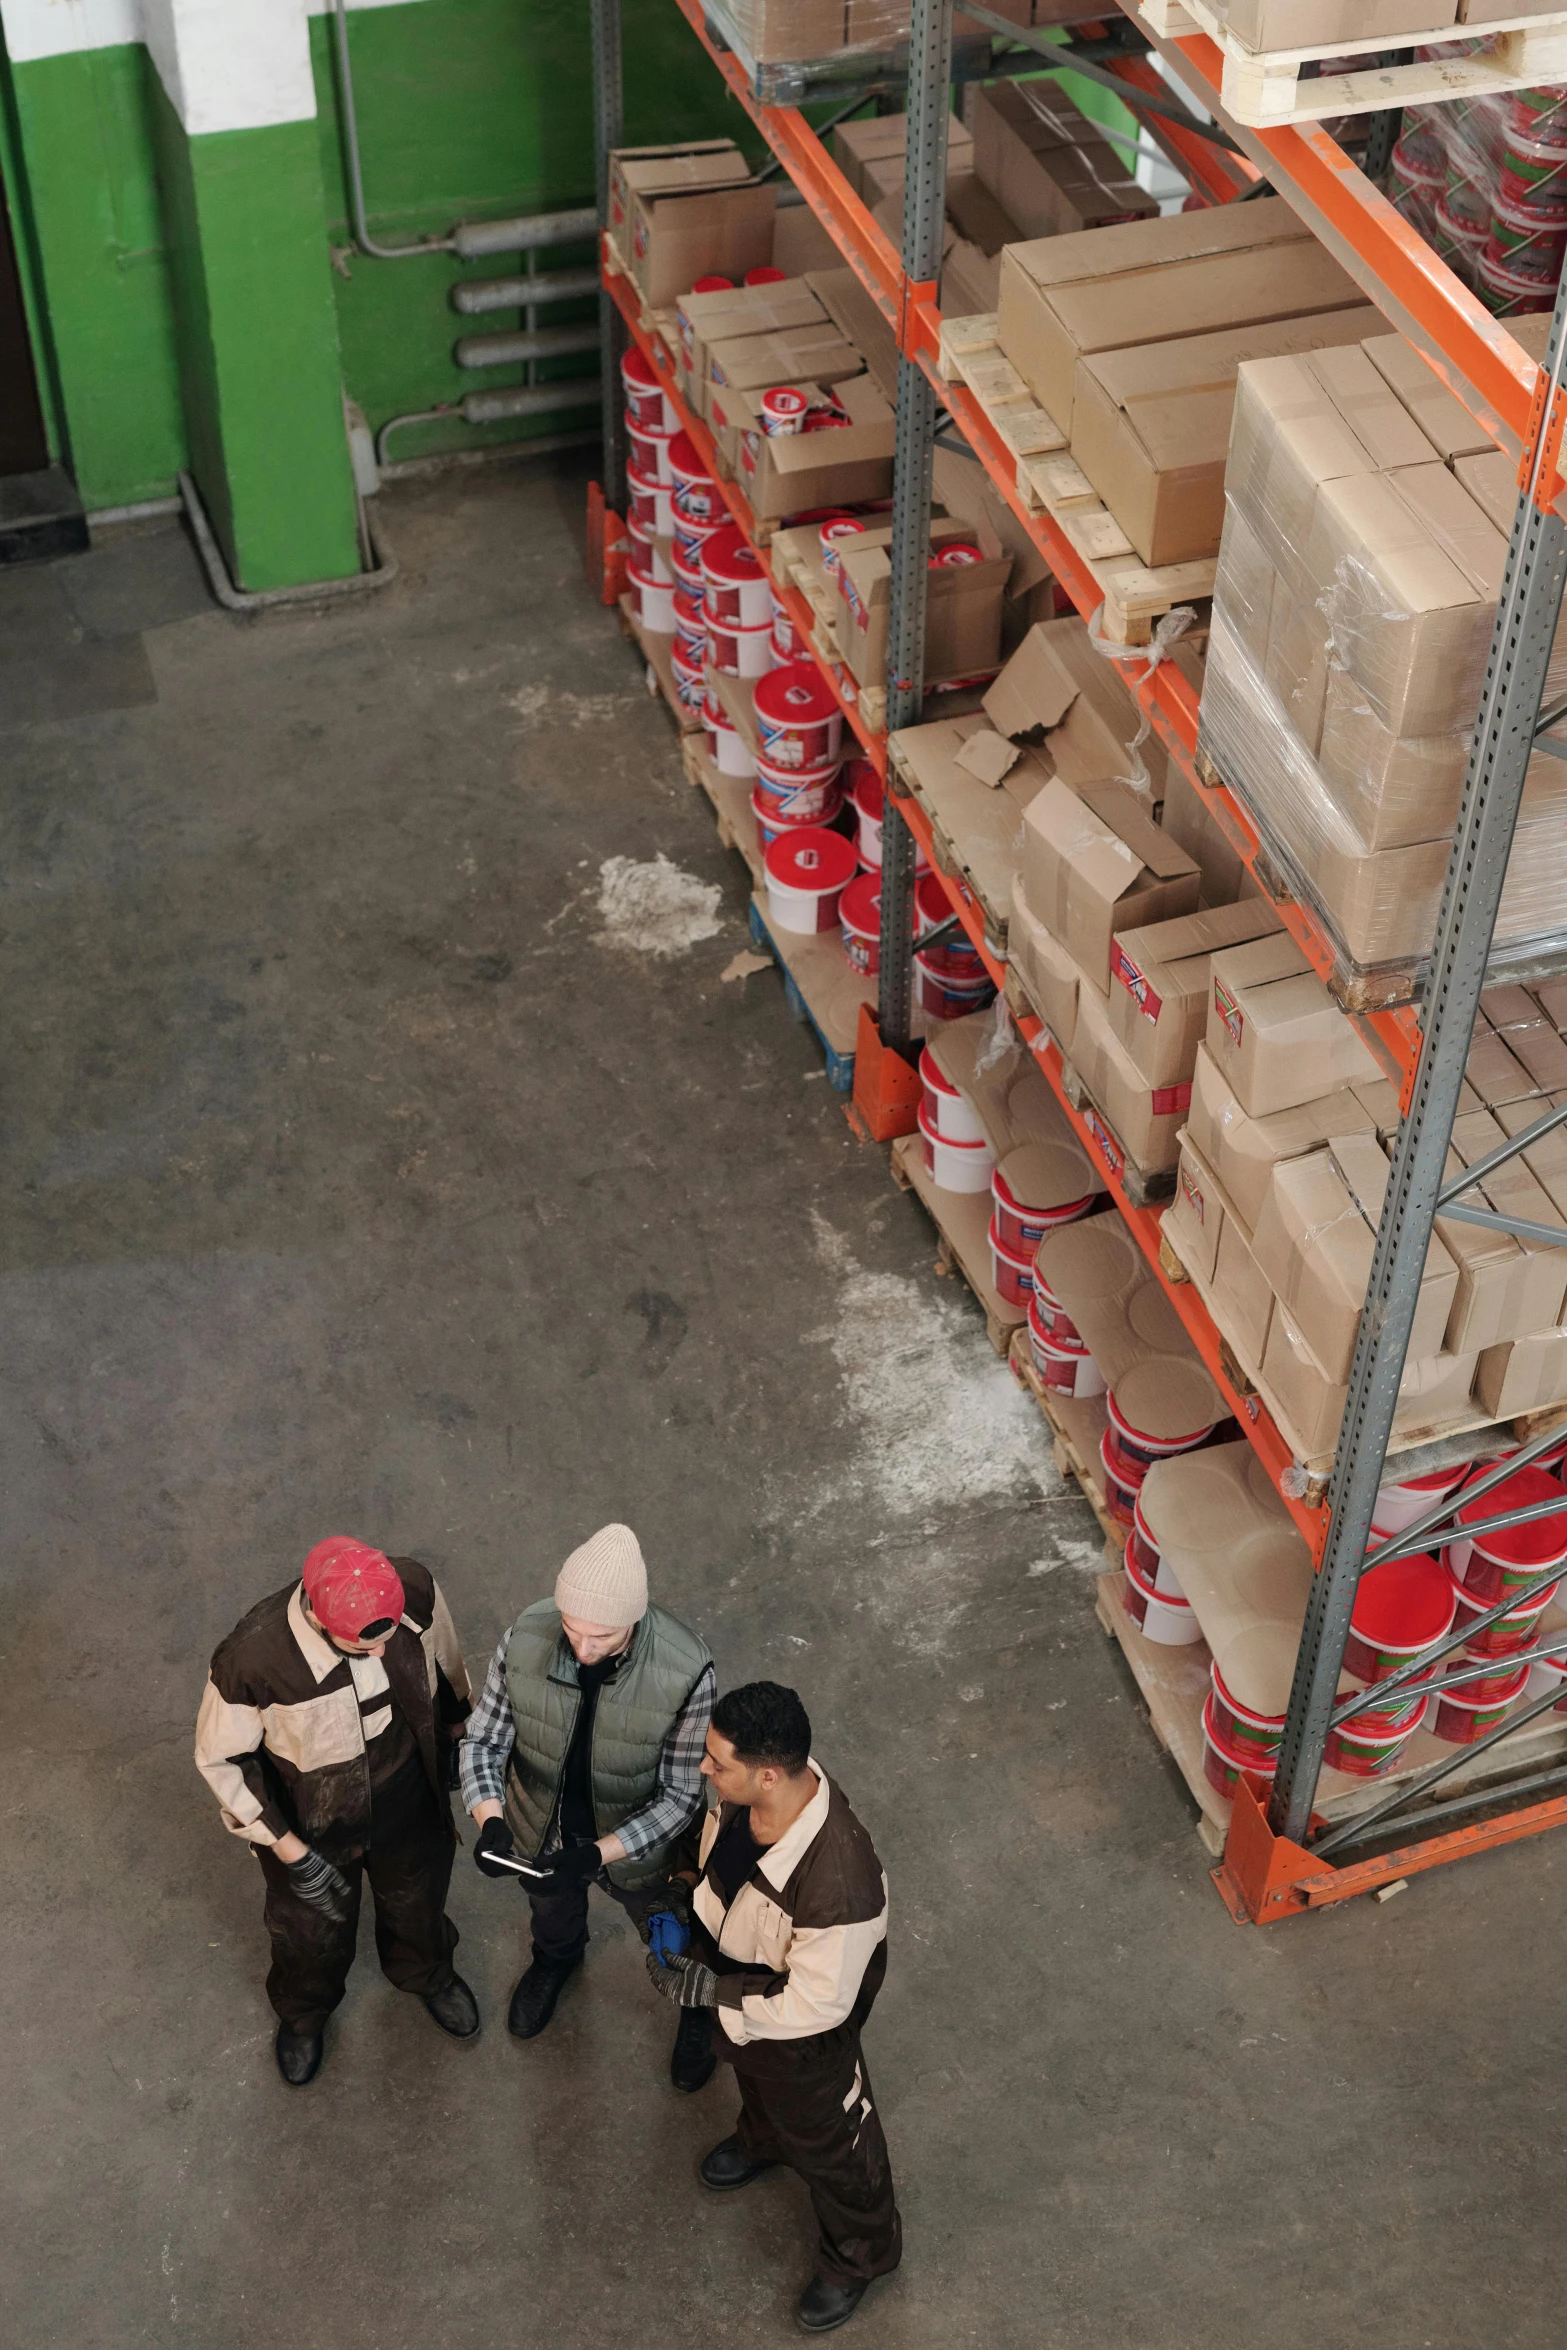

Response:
(747, 898), (856, 1092)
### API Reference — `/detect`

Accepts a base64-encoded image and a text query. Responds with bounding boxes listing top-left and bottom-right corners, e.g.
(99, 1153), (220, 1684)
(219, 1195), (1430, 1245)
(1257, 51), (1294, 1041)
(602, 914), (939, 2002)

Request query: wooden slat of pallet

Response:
(1143, 0), (1567, 129)
(1094, 1571), (1228, 1858)
(891, 1130), (1022, 1355)
(936, 312), (999, 381)
(683, 736), (765, 890)
(1007, 1326), (1122, 1561)
(619, 596), (702, 734)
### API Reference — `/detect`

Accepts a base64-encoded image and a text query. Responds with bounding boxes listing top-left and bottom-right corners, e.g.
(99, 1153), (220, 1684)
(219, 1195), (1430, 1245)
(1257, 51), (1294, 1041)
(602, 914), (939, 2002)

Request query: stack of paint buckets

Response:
(1200, 1626), (1302, 1798)
(1436, 1457), (1567, 1743)
(1105, 1362), (1217, 1643)
(914, 872), (995, 1023)
(1324, 1551), (1453, 1778)
(1389, 83), (1567, 316)
(1027, 1244), (1101, 1402)
(988, 1139), (1096, 1312)
(622, 344), (678, 640)
(757, 658), (858, 939)
(915, 1045), (994, 1195)
(1123, 1493), (1204, 1648)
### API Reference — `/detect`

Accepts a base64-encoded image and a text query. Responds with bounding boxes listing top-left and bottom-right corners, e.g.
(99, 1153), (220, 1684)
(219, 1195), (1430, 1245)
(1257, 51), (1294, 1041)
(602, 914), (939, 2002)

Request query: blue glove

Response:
(648, 1907), (690, 1965)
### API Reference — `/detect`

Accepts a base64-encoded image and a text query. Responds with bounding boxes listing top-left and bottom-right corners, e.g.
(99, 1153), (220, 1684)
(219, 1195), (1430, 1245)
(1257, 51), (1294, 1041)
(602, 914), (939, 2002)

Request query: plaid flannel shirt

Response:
(459, 1637), (713, 1861)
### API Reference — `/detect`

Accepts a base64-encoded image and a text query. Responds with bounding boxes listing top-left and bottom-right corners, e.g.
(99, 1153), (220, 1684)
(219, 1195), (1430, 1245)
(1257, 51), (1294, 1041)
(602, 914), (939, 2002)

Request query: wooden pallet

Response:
(618, 596), (703, 735)
(1007, 1325), (1123, 1561)
(934, 315), (1216, 648)
(682, 735), (766, 890)
(891, 1130), (1022, 1354)
(1094, 1570), (1229, 1857)
(1141, 0), (1567, 129)
(746, 893), (876, 1091)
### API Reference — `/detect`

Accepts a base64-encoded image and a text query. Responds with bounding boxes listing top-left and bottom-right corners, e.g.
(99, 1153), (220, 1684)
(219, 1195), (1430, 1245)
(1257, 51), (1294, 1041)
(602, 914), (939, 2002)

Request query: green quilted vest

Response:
(500, 1598), (711, 1889)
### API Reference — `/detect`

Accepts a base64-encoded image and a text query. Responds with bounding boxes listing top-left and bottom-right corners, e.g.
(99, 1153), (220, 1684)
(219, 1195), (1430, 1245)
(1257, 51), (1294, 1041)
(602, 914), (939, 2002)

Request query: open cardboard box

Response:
(1108, 900), (1284, 1092)
(610, 142), (776, 311)
(1020, 777), (1200, 991)
(718, 373), (896, 523)
(838, 533), (1009, 692)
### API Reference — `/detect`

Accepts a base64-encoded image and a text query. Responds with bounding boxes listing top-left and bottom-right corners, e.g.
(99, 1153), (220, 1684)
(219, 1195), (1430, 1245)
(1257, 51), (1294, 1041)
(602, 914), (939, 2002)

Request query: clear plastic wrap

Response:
(1388, 71), (1567, 318)
(701, 0), (1044, 77)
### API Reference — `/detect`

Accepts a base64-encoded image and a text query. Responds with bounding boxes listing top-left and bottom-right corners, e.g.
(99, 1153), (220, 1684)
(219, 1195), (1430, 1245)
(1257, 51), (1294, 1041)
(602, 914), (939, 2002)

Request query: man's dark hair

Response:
(712, 1681), (812, 1775)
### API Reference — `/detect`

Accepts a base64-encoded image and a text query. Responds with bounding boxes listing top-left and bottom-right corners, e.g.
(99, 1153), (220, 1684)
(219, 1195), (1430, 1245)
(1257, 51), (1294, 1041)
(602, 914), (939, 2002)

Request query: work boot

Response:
(671, 2006), (716, 2093)
(507, 1953), (581, 2040)
(699, 2134), (777, 2191)
(275, 2025), (324, 2088)
(796, 2277), (869, 2333)
(422, 1973), (481, 2038)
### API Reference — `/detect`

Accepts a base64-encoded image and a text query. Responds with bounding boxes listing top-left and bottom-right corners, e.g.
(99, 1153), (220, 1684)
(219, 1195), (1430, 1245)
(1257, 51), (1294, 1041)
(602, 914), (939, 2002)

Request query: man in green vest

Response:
(459, 1522), (716, 2090)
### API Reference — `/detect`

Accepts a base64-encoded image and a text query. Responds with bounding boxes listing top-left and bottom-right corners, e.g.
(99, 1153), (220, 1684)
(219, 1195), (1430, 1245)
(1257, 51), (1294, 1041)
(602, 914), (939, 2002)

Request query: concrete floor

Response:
(3, 459), (1562, 2350)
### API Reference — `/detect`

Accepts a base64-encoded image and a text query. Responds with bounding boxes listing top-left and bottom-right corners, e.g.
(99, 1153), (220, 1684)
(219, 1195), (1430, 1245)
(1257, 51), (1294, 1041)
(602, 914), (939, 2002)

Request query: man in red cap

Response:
(196, 1538), (478, 2086)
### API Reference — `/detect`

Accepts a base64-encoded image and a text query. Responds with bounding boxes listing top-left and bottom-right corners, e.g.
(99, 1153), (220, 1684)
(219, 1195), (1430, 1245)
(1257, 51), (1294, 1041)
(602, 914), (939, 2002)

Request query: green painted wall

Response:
(149, 76), (361, 589)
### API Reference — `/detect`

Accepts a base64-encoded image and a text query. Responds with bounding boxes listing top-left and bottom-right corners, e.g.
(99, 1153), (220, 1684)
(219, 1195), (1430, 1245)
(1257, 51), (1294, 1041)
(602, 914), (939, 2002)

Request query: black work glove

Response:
(538, 1840), (603, 1888)
(645, 1949), (719, 2008)
(637, 1875), (696, 1948)
(446, 1731), (465, 1791)
(286, 1848), (352, 1924)
(474, 1818), (517, 1879)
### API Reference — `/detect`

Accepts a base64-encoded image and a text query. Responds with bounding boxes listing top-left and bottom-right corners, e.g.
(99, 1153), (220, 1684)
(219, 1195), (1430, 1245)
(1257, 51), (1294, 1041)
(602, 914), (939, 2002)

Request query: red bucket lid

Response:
(917, 1044), (959, 1099)
(764, 826), (857, 894)
(753, 662), (838, 731)
(930, 540), (983, 566)
(916, 871), (957, 927)
(622, 345), (661, 391)
(1457, 1464), (1567, 1566)
(1328, 1701), (1429, 1753)
(1351, 1553), (1456, 1650)
(745, 265), (787, 285)
(848, 761), (881, 820)
(667, 431), (710, 484)
(701, 524), (761, 587)
(840, 870), (880, 938)
(692, 274), (733, 292)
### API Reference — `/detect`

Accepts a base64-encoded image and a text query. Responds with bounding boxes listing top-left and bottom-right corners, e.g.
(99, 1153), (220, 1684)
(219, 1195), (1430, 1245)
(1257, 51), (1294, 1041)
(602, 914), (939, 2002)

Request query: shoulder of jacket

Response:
(788, 1778), (886, 1927)
(208, 1584), (300, 1701)
(506, 1598), (563, 1654)
(387, 1555), (436, 1629)
(642, 1604), (713, 1674)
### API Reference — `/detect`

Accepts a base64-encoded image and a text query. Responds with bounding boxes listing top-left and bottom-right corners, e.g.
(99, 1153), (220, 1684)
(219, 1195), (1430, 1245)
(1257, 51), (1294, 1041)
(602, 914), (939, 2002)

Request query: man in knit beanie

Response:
(459, 1524), (716, 2089)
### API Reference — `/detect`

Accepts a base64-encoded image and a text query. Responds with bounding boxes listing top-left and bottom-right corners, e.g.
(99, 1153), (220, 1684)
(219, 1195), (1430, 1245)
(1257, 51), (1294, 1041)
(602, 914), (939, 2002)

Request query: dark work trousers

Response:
(525, 1845), (666, 1966)
(722, 1951), (901, 2288)
(258, 1781), (458, 2035)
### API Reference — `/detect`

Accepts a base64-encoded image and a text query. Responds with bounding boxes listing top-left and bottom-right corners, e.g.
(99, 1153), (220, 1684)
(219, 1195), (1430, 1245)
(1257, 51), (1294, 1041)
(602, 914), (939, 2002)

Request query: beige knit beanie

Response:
(554, 1523), (649, 1627)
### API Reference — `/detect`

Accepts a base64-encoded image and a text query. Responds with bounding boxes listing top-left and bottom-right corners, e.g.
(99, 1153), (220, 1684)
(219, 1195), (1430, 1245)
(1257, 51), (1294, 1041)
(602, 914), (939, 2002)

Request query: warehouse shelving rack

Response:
(588, 0), (1567, 1919)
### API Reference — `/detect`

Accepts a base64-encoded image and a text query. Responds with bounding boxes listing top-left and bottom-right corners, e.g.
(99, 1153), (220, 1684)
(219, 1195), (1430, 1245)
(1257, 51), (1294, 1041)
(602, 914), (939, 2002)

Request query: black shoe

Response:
(507, 1954), (581, 2040)
(699, 2133), (777, 2192)
(275, 2025), (324, 2088)
(671, 2007), (716, 2093)
(796, 2277), (869, 2333)
(423, 1973), (480, 2038)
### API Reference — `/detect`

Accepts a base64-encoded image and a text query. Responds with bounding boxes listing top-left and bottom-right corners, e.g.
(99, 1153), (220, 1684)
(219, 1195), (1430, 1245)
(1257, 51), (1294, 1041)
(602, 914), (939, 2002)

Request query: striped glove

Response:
(286, 1848), (352, 1924)
(646, 1948), (718, 2008)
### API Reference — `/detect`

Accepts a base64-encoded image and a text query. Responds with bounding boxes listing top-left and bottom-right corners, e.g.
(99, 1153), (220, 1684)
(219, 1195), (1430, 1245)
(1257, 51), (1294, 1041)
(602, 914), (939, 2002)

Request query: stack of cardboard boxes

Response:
(705, 0), (1094, 70)
(1199, 316), (1567, 975)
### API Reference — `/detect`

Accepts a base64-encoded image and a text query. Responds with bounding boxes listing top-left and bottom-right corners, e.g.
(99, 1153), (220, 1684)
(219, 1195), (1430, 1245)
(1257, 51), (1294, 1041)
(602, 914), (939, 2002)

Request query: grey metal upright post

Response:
(590, 0), (627, 511)
(877, 0), (951, 1058)
(1269, 274), (1567, 1847)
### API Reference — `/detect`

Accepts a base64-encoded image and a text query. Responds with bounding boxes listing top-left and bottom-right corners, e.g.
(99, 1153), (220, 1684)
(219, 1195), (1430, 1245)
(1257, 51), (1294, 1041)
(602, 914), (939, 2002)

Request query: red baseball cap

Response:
(301, 1538), (405, 1643)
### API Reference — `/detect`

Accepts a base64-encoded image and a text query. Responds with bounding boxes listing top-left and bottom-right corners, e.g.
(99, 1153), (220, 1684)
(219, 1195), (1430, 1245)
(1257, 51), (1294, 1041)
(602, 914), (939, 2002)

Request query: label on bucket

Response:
(1109, 940), (1161, 1025)
(1213, 976), (1244, 1048)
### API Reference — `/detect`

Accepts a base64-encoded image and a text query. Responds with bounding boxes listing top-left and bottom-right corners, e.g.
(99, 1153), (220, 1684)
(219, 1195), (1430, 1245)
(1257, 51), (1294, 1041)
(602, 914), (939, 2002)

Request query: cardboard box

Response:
(1187, 1041), (1377, 1234)
(1205, 934), (1380, 1118)
(1071, 305), (1382, 570)
(941, 236), (1001, 321)
(1251, 1141), (1456, 1382)
(1307, 463), (1505, 738)
(720, 372), (895, 523)
(1138, 1442), (1313, 1713)
(1360, 332), (1496, 464)
(1476, 1328), (1567, 1419)
(1316, 672), (1469, 852)
(737, 0), (849, 63)
(1435, 1110), (1567, 1350)
(1020, 777), (1200, 988)
(1261, 1301), (1348, 1457)
(984, 618), (1160, 791)
(969, 83), (1154, 242)
(708, 325), (863, 398)
(806, 267), (900, 403)
(611, 144), (776, 310)
(1160, 762), (1250, 911)
(995, 198), (1363, 433)
(1215, 499), (1276, 670)
(1213, 1208), (1275, 1365)
(837, 536), (1008, 690)
(1464, 1029), (1537, 1107)
(1263, 576), (1330, 757)
(830, 110), (973, 203)
(945, 171), (1022, 260)
(1009, 874), (1081, 1049)
(1219, 0), (1453, 39)
(1165, 1137), (1225, 1285)
(677, 278), (826, 386)
(771, 200), (844, 278)
(1070, 971), (1191, 1174)
(1108, 900), (1284, 1090)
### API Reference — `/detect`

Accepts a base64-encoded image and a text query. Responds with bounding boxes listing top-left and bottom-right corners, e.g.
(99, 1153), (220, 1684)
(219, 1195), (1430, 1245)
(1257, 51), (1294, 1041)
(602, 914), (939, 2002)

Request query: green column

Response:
(151, 73), (360, 590)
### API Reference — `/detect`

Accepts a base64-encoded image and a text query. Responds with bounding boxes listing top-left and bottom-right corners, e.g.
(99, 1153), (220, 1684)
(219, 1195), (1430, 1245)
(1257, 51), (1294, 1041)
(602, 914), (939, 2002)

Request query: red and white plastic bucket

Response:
(1342, 1552), (1456, 1684)
(627, 555), (674, 634)
(745, 264), (787, 286)
(1431, 1663), (1529, 1745)
(771, 594), (805, 663)
(753, 753), (842, 825)
(753, 663), (843, 771)
(1333, 1676), (1431, 1739)
(627, 415), (678, 486)
(917, 1100), (994, 1195)
(1452, 1651), (1539, 1705)
(626, 457), (674, 538)
(1371, 1463), (1466, 1540)
(915, 951), (994, 1022)
(1034, 1329), (1102, 1398)
(669, 431), (722, 523)
(1451, 1571), (1554, 1660)
(674, 515), (726, 573)
(988, 1217), (1037, 1310)
(671, 541), (705, 603)
(764, 826), (857, 935)
(1202, 1696), (1276, 1798)
(1446, 1463), (1567, 1603)
(916, 872), (984, 976)
(1127, 1496), (1160, 1580)
(701, 526), (771, 627)
(1100, 1432), (1144, 1529)
(991, 1160), (1095, 1256)
(851, 765), (927, 874)
(621, 344), (676, 431)
(704, 694), (756, 780)
(1324, 1699), (1428, 1780)
(670, 643), (706, 716)
(820, 516), (868, 579)
(626, 514), (672, 586)
(839, 871), (880, 976)
(750, 786), (841, 852)
(760, 385), (810, 436)
(1028, 1273), (1081, 1351)
(706, 614), (774, 680)
(918, 1047), (985, 1144)
(1104, 1385), (1215, 1473)
(930, 539), (984, 568)
(1207, 1665), (1285, 1767)
(1525, 1651), (1567, 1711)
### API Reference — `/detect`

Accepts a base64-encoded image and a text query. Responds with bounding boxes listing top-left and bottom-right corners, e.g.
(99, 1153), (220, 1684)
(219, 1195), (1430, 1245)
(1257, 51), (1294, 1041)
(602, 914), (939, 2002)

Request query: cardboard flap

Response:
(983, 624), (1080, 740)
(1386, 462), (1506, 602)
(1079, 782), (1196, 884)
(955, 728), (1021, 787)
